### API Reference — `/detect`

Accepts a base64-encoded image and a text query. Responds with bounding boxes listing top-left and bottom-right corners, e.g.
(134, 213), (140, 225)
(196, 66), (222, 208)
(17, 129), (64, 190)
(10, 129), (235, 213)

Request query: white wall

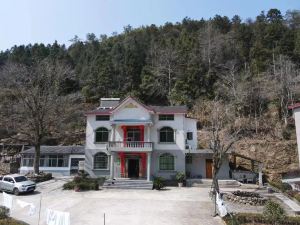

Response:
(294, 108), (300, 167)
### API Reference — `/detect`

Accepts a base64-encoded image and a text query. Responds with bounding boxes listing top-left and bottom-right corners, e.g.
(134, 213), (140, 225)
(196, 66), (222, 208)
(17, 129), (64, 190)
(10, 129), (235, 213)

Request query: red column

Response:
(141, 153), (146, 177)
(121, 126), (127, 146)
(119, 152), (125, 177)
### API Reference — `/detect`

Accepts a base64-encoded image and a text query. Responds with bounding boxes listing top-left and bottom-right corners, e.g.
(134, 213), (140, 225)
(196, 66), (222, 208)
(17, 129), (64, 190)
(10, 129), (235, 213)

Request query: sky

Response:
(0, 0), (299, 51)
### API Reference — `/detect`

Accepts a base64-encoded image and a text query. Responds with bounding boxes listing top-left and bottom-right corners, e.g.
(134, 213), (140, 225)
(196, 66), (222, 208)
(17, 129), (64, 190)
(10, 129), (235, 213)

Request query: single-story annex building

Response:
(20, 146), (85, 176)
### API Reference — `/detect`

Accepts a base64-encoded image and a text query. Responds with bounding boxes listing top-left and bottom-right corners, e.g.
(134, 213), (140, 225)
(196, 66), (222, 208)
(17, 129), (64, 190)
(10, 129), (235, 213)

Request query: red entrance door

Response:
(206, 159), (213, 179)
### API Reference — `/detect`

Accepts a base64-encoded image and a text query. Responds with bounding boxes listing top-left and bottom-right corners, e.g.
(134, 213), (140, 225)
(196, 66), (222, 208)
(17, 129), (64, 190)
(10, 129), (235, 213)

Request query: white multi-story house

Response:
(84, 96), (230, 181)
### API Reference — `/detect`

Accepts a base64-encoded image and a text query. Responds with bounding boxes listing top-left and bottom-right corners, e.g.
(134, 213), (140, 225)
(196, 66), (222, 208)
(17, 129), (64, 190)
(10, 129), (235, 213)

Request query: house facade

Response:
(84, 96), (230, 181)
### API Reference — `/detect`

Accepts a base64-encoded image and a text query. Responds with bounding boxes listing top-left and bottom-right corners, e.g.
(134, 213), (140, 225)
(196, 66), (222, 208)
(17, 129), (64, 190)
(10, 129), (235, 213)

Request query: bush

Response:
(175, 172), (186, 183)
(0, 219), (29, 225)
(63, 176), (105, 191)
(223, 213), (300, 225)
(294, 193), (300, 203)
(264, 200), (286, 224)
(0, 206), (9, 220)
(269, 181), (292, 192)
(153, 177), (165, 190)
(27, 172), (52, 183)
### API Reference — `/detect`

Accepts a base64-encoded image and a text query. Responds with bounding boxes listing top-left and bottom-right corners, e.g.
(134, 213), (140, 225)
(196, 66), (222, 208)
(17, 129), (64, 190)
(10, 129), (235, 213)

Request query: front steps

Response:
(103, 178), (153, 190)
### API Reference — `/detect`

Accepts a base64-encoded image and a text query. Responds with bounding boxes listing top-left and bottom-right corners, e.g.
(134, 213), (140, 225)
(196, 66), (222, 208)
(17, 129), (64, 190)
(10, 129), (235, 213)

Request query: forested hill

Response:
(1, 9), (300, 175)
(0, 9), (299, 107)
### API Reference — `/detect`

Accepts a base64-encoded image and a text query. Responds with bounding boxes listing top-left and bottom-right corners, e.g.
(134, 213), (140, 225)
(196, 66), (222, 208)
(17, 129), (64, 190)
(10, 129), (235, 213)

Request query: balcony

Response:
(108, 141), (153, 152)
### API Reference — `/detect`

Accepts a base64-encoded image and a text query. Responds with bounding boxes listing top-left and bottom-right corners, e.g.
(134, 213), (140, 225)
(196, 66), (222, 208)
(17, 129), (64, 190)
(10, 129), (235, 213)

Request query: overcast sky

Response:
(0, 0), (299, 51)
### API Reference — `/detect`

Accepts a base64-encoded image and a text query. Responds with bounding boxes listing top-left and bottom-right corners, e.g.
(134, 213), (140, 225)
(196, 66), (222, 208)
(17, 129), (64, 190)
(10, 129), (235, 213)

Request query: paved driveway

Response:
(3, 178), (223, 225)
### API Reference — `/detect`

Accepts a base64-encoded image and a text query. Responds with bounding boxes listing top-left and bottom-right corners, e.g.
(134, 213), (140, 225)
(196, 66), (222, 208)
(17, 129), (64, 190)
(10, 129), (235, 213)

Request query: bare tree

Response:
(0, 59), (73, 173)
(209, 99), (238, 216)
(270, 55), (300, 126)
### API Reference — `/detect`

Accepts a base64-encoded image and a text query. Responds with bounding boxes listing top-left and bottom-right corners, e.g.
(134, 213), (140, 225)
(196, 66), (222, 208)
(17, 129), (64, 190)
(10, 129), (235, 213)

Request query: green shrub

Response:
(153, 176), (165, 190)
(175, 172), (186, 183)
(0, 206), (9, 220)
(223, 213), (300, 225)
(264, 200), (286, 225)
(63, 181), (76, 190)
(27, 172), (52, 183)
(294, 193), (300, 203)
(269, 181), (292, 192)
(0, 219), (28, 225)
(63, 176), (105, 191)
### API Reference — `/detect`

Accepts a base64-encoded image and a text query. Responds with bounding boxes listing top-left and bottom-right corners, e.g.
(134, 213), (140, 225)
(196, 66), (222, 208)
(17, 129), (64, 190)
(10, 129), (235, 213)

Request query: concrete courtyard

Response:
(2, 178), (224, 225)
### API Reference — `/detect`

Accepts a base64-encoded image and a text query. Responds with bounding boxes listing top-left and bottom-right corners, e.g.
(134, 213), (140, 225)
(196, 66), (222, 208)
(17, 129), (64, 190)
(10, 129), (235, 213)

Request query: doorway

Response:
(206, 159), (213, 179)
(128, 159), (139, 178)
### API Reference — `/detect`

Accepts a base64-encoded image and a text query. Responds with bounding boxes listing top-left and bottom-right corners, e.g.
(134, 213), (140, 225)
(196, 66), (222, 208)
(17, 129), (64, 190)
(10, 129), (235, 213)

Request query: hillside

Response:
(0, 9), (300, 175)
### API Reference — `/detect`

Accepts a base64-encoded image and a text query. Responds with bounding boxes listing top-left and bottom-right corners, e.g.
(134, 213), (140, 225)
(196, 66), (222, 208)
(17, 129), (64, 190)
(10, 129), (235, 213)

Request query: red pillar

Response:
(119, 152), (125, 178)
(141, 153), (146, 177)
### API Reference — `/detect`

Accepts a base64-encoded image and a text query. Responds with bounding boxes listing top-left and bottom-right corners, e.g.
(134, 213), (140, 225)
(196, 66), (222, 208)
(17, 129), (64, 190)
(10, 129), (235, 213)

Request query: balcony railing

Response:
(108, 141), (153, 152)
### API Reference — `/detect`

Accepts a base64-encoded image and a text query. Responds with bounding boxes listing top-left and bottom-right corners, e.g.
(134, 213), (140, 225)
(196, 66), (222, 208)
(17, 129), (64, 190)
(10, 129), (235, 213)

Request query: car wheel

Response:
(13, 188), (20, 196)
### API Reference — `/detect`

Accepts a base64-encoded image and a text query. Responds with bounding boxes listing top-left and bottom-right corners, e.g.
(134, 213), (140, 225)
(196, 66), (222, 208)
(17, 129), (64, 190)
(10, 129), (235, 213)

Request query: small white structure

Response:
(20, 146), (85, 176)
(84, 96), (231, 180)
(289, 103), (300, 167)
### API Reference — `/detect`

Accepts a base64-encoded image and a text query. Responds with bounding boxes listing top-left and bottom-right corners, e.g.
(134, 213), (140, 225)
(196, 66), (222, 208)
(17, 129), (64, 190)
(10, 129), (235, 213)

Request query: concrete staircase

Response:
(103, 178), (153, 190)
(186, 179), (241, 188)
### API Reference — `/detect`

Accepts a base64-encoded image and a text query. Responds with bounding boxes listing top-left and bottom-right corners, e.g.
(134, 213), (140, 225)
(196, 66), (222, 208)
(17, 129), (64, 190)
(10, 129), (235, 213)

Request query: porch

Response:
(110, 152), (152, 181)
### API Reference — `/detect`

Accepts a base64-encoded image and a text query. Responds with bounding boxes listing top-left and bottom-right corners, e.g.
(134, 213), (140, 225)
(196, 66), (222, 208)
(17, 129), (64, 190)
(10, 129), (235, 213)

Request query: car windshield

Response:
(14, 176), (28, 182)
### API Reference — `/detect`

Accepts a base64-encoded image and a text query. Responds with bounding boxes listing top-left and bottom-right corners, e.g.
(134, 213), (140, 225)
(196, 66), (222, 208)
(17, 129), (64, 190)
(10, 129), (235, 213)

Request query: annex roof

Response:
(21, 146), (85, 155)
(288, 103), (300, 110)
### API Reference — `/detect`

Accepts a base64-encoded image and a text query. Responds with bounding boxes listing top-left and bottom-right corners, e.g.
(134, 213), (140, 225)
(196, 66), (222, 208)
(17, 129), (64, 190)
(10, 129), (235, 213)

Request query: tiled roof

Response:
(288, 103), (300, 110)
(21, 146), (85, 155)
(85, 108), (112, 115)
(150, 105), (187, 114)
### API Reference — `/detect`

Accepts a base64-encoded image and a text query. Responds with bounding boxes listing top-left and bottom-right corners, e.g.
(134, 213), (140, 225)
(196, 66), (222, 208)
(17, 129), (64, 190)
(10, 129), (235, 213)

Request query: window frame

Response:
(95, 127), (109, 143)
(158, 114), (174, 121)
(95, 115), (110, 121)
(22, 155), (34, 167)
(93, 152), (109, 170)
(159, 127), (175, 143)
(159, 153), (175, 171)
(187, 132), (193, 140)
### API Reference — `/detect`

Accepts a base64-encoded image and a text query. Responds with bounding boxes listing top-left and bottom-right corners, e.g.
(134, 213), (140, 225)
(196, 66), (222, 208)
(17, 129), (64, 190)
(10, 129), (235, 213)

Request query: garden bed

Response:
(63, 175), (105, 191)
(223, 213), (300, 225)
(26, 172), (52, 183)
(224, 191), (267, 206)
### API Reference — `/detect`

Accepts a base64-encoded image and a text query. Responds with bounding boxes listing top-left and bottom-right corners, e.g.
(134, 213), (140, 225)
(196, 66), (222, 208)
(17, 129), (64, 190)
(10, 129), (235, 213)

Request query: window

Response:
(47, 155), (68, 167)
(159, 114), (174, 121)
(96, 115), (110, 121)
(159, 153), (175, 170)
(94, 153), (108, 169)
(22, 155), (34, 167)
(40, 155), (46, 167)
(187, 132), (193, 140)
(159, 127), (174, 143)
(95, 127), (109, 143)
(185, 154), (193, 164)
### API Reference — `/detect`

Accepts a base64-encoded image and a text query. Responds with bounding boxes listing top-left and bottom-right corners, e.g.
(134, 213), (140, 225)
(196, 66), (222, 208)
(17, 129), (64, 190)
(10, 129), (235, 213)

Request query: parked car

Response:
(0, 174), (36, 195)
